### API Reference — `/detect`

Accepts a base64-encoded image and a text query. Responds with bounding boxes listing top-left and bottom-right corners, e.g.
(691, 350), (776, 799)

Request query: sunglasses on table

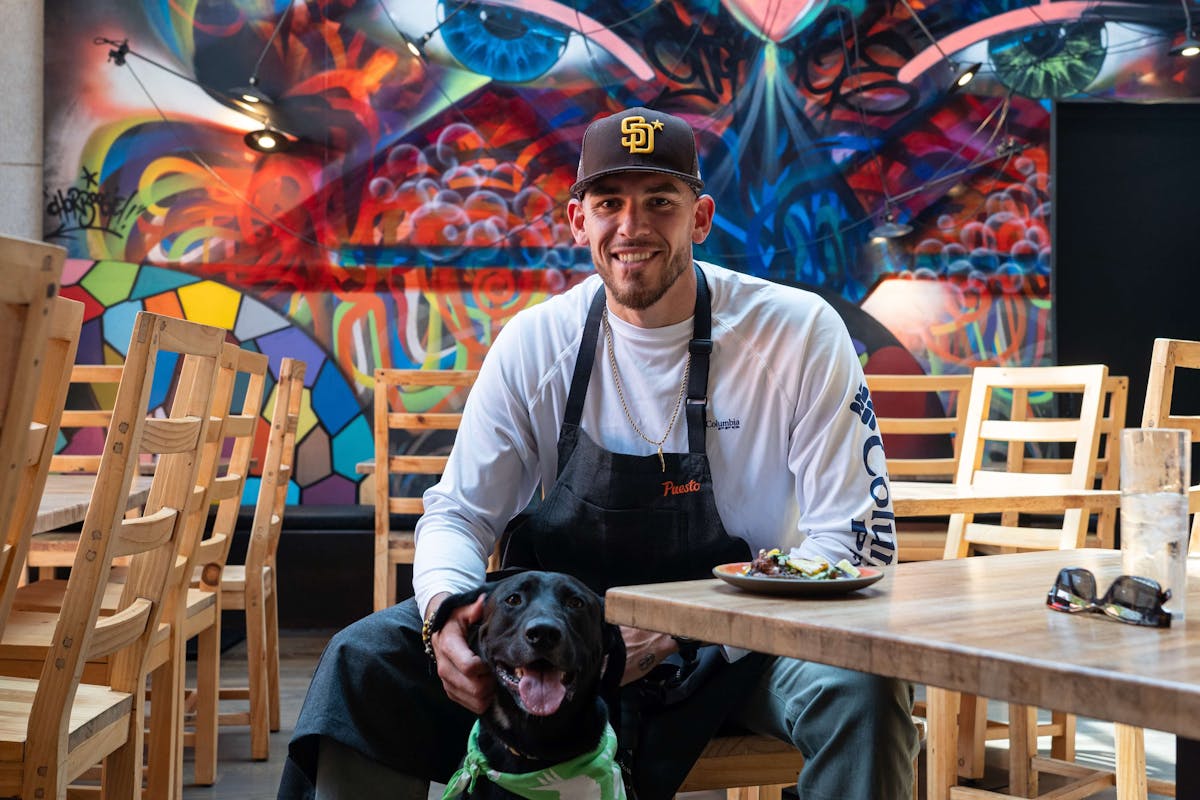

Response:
(1045, 567), (1172, 628)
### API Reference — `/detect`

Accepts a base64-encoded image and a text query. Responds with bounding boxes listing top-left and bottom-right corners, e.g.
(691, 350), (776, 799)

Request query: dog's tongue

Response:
(518, 667), (567, 716)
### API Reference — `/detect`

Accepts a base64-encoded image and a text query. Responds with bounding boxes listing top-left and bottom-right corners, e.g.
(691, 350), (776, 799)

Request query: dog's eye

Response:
(565, 595), (585, 609)
(503, 593), (522, 607)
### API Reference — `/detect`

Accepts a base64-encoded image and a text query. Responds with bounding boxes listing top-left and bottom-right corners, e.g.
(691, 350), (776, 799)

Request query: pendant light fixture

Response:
(1170, 0), (1200, 56)
(896, 0), (982, 91)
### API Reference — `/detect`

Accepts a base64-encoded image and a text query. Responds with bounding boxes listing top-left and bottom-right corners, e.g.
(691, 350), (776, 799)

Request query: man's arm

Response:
(787, 303), (897, 567)
(413, 315), (545, 618)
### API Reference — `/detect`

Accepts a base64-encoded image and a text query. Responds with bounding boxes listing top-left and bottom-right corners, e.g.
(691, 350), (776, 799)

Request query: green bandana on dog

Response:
(442, 720), (625, 800)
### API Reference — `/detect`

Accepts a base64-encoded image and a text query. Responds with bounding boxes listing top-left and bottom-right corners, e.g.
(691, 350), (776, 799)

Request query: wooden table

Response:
(35, 473), (154, 534)
(606, 549), (1198, 798)
(890, 480), (1120, 516)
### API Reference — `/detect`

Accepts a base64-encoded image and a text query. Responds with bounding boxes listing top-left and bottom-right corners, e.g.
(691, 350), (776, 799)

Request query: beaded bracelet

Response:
(421, 616), (436, 663)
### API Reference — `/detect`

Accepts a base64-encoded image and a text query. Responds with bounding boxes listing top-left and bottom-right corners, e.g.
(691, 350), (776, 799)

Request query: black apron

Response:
(503, 265), (769, 799)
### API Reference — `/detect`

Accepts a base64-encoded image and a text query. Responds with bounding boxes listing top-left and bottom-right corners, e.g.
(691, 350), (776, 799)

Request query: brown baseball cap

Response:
(570, 107), (704, 198)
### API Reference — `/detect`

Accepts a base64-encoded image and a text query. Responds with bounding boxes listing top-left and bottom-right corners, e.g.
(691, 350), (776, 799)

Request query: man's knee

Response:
(782, 666), (915, 747)
(315, 736), (429, 800)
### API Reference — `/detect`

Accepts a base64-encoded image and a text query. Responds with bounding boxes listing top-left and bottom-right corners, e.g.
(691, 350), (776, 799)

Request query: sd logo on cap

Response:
(571, 107), (704, 198)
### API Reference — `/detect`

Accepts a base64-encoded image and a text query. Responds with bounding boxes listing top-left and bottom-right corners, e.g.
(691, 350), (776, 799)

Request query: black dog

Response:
(429, 570), (625, 799)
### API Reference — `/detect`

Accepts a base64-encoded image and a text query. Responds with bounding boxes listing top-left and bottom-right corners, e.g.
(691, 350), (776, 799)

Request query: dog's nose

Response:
(523, 618), (562, 648)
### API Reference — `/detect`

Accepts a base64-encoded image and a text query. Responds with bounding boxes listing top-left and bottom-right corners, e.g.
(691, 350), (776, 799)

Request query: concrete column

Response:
(0, 0), (43, 239)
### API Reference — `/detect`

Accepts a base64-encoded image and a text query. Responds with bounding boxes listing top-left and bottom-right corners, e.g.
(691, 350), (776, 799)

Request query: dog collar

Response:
(442, 720), (625, 800)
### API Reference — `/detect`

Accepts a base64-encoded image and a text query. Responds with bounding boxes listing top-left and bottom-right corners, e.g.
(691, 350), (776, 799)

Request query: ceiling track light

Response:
(1171, 1), (1200, 56)
(244, 126), (292, 153)
(870, 209), (913, 240)
(1171, 35), (1200, 56)
(951, 61), (983, 90)
(896, 0), (981, 91)
(229, 4), (295, 107)
(388, 0), (473, 60)
(232, 76), (274, 109)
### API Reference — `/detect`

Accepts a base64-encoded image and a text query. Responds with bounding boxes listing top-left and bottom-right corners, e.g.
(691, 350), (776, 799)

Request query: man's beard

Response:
(598, 248), (691, 311)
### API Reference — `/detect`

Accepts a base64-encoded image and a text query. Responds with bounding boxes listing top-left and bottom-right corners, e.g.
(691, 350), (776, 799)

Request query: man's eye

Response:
(504, 593), (522, 606)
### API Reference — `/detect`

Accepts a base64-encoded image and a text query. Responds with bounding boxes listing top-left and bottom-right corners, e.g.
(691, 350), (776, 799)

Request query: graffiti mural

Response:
(43, 0), (1200, 503)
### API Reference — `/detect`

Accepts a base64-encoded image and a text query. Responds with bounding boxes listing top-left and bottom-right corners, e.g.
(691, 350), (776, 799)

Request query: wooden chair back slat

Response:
(112, 507), (179, 558)
(373, 368), (479, 610)
(388, 412), (463, 430)
(138, 416), (205, 455)
(85, 597), (154, 661)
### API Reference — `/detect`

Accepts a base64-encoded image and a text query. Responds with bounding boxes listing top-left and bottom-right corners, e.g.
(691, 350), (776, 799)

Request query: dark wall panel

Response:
(1055, 101), (1200, 429)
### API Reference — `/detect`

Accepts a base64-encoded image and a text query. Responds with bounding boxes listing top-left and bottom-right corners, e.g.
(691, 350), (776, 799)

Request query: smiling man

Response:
(280, 107), (917, 800)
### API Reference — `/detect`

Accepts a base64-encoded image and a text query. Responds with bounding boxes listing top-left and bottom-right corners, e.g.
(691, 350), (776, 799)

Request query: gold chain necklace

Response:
(602, 307), (692, 472)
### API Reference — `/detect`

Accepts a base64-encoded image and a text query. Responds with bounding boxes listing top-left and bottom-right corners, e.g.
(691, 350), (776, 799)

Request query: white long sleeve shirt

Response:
(413, 262), (896, 616)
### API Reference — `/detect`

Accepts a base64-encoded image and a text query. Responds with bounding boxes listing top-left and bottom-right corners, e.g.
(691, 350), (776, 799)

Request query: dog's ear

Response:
(427, 584), (491, 635)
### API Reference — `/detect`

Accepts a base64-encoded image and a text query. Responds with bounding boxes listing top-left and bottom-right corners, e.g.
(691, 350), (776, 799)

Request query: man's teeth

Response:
(616, 252), (652, 263)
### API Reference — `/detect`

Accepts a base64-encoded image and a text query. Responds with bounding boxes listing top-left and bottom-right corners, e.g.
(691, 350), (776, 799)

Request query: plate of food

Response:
(713, 549), (885, 596)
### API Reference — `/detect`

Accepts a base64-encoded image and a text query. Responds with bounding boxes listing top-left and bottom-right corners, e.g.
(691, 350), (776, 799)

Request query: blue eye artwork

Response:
(988, 20), (1107, 98)
(439, 1), (572, 83)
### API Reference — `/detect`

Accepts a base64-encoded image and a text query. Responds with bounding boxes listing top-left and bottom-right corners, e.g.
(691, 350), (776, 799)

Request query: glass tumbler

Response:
(1120, 427), (1190, 621)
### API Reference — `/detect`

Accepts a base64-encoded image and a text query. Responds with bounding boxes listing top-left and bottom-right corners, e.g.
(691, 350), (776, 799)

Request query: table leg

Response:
(1177, 735), (1199, 797)
(926, 687), (959, 800)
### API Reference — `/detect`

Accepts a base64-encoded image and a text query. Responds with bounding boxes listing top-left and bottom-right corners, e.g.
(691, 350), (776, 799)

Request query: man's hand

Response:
(429, 594), (494, 714)
(619, 626), (677, 686)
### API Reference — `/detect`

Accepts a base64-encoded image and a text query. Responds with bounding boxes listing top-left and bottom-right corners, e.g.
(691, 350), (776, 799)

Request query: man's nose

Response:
(616, 204), (649, 237)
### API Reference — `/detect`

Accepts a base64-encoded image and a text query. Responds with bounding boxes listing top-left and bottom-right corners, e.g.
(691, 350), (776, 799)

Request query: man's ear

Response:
(691, 194), (715, 244)
(567, 197), (589, 245)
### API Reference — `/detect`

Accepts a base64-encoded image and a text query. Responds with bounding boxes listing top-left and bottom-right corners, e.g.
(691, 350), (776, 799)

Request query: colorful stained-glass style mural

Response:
(42, 0), (1200, 503)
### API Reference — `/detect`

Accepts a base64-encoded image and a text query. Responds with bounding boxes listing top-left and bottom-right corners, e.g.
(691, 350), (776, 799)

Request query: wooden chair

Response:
(13, 342), (267, 795)
(194, 356), (303, 764)
(373, 369), (478, 610)
(1143, 337), (1200, 552)
(0, 235), (65, 590)
(871, 372), (973, 481)
(926, 364), (1119, 798)
(869, 373), (972, 561)
(678, 734), (808, 800)
(680, 722), (925, 800)
(176, 344), (271, 781)
(951, 366), (1171, 800)
(0, 296), (82, 627)
(0, 311), (224, 799)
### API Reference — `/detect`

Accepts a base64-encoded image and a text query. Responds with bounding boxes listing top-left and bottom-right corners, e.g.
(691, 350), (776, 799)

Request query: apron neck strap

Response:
(565, 264), (712, 455)
(686, 266), (712, 454)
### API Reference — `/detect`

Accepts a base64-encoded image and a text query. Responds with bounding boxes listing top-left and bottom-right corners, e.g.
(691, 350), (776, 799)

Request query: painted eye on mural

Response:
(437, 1), (571, 83)
(986, 20), (1107, 97)
(949, 17), (1164, 99)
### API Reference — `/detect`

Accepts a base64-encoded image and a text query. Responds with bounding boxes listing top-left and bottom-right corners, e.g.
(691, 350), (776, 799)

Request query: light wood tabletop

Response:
(605, 550), (1197, 798)
(35, 473), (154, 534)
(890, 480), (1120, 516)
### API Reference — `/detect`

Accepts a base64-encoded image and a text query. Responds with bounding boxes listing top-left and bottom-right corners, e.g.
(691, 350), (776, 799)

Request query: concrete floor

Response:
(181, 630), (1176, 800)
